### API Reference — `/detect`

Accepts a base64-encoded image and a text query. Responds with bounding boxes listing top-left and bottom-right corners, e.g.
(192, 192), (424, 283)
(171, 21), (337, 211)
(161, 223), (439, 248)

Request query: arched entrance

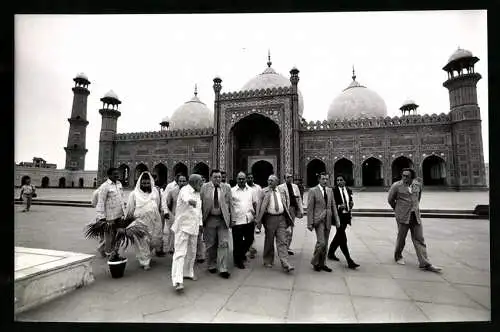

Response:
(362, 157), (383, 186)
(58, 177), (66, 188)
(41, 176), (49, 188)
(153, 163), (168, 188)
(306, 159), (326, 188)
(118, 164), (130, 187)
(21, 175), (30, 186)
(173, 162), (188, 178)
(231, 113), (280, 183)
(334, 158), (354, 187)
(251, 160), (274, 188)
(134, 163), (149, 186)
(192, 162), (210, 182)
(391, 156), (414, 183)
(422, 155), (446, 185)
(78, 178), (84, 188)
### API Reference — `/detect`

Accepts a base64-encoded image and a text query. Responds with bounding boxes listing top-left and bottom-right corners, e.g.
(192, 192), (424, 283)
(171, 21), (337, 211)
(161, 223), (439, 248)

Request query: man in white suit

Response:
(277, 173), (304, 255)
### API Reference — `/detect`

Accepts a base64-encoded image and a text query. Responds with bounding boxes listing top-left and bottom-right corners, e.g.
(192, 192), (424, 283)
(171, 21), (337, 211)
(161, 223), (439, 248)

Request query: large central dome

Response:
(169, 87), (214, 130)
(327, 71), (387, 121)
(241, 55), (304, 116)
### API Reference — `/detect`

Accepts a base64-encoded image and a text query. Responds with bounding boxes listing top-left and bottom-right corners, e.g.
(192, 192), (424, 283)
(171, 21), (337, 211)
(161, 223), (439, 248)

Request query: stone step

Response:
(14, 247), (95, 315)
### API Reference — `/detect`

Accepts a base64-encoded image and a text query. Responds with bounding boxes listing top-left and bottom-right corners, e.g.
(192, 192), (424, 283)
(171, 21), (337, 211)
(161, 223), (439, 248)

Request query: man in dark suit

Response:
(255, 174), (295, 273)
(307, 172), (340, 272)
(327, 175), (360, 269)
(200, 169), (233, 278)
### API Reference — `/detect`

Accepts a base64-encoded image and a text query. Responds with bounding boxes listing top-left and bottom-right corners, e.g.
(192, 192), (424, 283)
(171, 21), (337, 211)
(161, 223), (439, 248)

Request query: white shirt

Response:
(267, 188), (284, 214)
(96, 179), (125, 221)
(247, 183), (263, 202)
(338, 186), (350, 209)
(231, 185), (256, 225)
(172, 184), (202, 236)
(162, 181), (179, 214)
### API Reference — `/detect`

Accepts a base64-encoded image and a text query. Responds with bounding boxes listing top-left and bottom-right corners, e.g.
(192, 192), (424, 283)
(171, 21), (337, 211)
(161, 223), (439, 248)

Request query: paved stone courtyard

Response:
(14, 204), (490, 323)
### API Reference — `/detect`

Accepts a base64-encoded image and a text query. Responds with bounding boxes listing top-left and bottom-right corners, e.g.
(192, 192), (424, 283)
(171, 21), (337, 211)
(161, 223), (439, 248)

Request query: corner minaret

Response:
(64, 73), (90, 170)
(212, 76), (223, 169)
(97, 90), (122, 184)
(443, 47), (486, 189)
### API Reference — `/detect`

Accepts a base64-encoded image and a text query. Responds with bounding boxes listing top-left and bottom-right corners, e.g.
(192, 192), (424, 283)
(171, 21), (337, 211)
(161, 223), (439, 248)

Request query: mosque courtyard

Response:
(14, 193), (490, 323)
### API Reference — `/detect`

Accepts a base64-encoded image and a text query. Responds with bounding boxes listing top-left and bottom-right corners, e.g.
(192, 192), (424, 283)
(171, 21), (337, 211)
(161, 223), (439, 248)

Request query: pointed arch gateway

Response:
(334, 158), (354, 187)
(58, 177), (66, 188)
(306, 158), (326, 188)
(78, 178), (84, 188)
(362, 157), (383, 186)
(422, 155), (446, 185)
(391, 156), (414, 183)
(41, 176), (50, 188)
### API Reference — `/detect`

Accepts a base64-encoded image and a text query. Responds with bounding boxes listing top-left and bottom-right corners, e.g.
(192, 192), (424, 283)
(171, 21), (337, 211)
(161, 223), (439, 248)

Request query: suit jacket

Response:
(333, 186), (354, 225)
(387, 179), (422, 224)
(255, 186), (293, 227)
(307, 185), (340, 230)
(277, 183), (304, 216)
(200, 181), (232, 227)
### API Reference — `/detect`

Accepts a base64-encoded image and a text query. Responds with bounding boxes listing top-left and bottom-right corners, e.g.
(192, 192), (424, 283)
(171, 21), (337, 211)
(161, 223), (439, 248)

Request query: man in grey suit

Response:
(388, 168), (441, 273)
(307, 172), (340, 272)
(277, 173), (304, 255)
(200, 169), (233, 278)
(255, 174), (295, 273)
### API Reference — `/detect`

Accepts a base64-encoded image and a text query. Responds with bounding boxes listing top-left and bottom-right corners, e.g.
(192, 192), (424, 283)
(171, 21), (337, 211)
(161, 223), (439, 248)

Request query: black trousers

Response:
(232, 222), (255, 264)
(327, 223), (352, 261)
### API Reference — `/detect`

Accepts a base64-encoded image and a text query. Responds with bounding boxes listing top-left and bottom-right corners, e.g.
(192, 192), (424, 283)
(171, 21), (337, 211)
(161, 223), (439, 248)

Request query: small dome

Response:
(402, 99), (417, 106)
(104, 90), (119, 100)
(169, 93), (213, 130)
(327, 72), (387, 121)
(161, 115), (170, 124)
(76, 72), (89, 80)
(241, 58), (304, 116)
(448, 47), (473, 63)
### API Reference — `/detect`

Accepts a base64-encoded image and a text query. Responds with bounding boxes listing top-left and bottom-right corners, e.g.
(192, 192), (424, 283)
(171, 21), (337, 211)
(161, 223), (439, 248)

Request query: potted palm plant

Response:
(84, 217), (147, 278)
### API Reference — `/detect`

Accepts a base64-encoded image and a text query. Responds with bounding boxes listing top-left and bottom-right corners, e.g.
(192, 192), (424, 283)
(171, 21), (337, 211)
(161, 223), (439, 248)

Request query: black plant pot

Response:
(107, 258), (127, 279)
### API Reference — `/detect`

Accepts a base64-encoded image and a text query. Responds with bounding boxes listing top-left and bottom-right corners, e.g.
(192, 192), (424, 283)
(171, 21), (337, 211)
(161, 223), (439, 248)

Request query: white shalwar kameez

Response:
(125, 172), (163, 268)
(171, 184), (202, 286)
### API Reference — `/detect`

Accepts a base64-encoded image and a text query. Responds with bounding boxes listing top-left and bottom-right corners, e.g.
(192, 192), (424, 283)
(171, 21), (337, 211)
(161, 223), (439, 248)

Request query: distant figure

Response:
(171, 174), (204, 292)
(255, 174), (295, 273)
(388, 168), (441, 273)
(278, 173), (304, 256)
(307, 172), (340, 272)
(19, 176), (36, 212)
(200, 169), (233, 279)
(163, 174), (188, 254)
(327, 175), (359, 269)
(95, 168), (126, 257)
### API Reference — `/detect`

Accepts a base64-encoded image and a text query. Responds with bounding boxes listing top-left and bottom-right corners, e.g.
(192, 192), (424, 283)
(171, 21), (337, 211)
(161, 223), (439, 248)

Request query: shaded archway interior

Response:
(58, 177), (66, 188)
(306, 159), (326, 188)
(192, 162), (209, 182)
(362, 157), (383, 186)
(391, 156), (414, 183)
(231, 113), (280, 184)
(422, 155), (446, 185)
(334, 158), (354, 187)
(41, 176), (50, 188)
(153, 163), (168, 188)
(251, 160), (274, 188)
(78, 178), (84, 188)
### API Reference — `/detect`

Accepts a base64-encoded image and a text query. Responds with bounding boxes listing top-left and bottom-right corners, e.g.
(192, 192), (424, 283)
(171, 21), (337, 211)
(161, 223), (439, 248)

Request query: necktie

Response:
(341, 188), (348, 211)
(323, 187), (327, 205)
(214, 185), (219, 208)
(273, 190), (280, 212)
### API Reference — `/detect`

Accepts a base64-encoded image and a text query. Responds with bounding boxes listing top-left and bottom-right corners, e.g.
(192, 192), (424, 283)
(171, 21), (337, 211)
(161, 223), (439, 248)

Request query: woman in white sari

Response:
(125, 171), (163, 270)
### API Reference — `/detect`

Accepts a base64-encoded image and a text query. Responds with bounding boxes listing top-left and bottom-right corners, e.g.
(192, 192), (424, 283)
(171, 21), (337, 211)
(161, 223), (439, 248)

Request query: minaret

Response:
(97, 90), (121, 184)
(64, 73), (90, 170)
(290, 65), (300, 180)
(443, 47), (486, 189)
(213, 76), (222, 169)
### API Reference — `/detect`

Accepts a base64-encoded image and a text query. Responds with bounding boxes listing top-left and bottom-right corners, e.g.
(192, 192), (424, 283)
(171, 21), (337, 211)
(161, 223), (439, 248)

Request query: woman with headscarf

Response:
(124, 171), (163, 270)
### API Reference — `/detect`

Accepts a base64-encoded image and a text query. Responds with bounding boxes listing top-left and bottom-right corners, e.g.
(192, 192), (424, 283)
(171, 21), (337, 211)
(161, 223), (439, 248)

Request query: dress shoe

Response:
(283, 265), (295, 273)
(219, 271), (231, 279)
(421, 264), (442, 273)
(235, 262), (246, 269)
(156, 250), (166, 257)
(321, 265), (333, 272)
(287, 250), (295, 255)
(313, 265), (322, 272)
(396, 258), (406, 265)
(328, 254), (340, 261)
(208, 268), (217, 274)
(348, 261), (360, 269)
(196, 258), (205, 264)
(174, 283), (184, 292)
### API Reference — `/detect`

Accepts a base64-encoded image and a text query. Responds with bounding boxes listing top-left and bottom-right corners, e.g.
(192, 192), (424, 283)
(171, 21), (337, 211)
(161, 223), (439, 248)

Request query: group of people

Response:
(93, 165), (441, 292)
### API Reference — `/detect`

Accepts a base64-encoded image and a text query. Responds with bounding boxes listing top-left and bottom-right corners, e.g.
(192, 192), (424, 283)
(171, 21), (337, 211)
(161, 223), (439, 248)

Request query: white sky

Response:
(14, 11), (489, 171)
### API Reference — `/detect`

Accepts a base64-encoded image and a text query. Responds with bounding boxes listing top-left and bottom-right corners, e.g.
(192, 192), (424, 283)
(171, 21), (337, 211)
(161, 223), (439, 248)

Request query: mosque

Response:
(15, 47), (487, 191)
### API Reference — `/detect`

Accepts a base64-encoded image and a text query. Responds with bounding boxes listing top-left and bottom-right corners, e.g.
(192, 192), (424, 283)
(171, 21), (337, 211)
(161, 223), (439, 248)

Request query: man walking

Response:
(255, 174), (295, 273)
(246, 173), (262, 257)
(327, 175), (359, 269)
(307, 172), (340, 272)
(388, 168), (441, 272)
(231, 172), (258, 269)
(164, 174), (188, 254)
(95, 167), (126, 258)
(278, 173), (304, 255)
(200, 169), (233, 278)
(171, 174), (204, 291)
